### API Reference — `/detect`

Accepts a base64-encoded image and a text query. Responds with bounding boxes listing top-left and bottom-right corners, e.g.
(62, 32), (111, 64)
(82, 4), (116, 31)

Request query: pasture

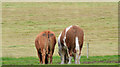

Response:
(2, 55), (119, 65)
(2, 2), (118, 65)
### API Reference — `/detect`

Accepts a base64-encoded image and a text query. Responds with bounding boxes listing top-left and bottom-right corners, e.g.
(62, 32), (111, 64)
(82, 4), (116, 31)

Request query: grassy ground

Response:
(2, 2), (118, 58)
(2, 55), (119, 65)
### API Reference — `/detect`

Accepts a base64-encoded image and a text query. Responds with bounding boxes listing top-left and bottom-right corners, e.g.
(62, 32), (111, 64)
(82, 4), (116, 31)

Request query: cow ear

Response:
(42, 33), (46, 36)
(50, 33), (54, 37)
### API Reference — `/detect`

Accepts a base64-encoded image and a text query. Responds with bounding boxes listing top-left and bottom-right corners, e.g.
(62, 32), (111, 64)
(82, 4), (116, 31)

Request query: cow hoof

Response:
(75, 61), (77, 64)
(68, 62), (71, 64)
(61, 62), (64, 64)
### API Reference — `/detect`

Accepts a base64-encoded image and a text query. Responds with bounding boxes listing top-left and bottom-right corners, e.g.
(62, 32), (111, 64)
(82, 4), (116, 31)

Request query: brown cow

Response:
(58, 25), (84, 64)
(35, 31), (56, 64)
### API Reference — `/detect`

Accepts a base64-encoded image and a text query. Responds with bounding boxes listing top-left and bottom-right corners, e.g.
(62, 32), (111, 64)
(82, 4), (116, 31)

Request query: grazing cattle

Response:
(58, 25), (84, 64)
(35, 31), (56, 64)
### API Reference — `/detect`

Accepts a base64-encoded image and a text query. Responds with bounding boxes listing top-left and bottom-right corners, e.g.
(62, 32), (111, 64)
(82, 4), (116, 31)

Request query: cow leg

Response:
(37, 48), (42, 64)
(45, 54), (48, 64)
(75, 51), (79, 64)
(49, 51), (53, 64)
(61, 50), (65, 64)
(68, 56), (72, 64)
(50, 55), (53, 64)
(42, 49), (46, 64)
(78, 45), (83, 64)
(59, 48), (64, 64)
(37, 52), (42, 64)
(78, 53), (81, 64)
(75, 50), (81, 64)
(64, 53), (69, 64)
(61, 54), (65, 64)
(68, 49), (72, 64)
(75, 44), (83, 64)
(75, 48), (80, 64)
(76, 51), (81, 64)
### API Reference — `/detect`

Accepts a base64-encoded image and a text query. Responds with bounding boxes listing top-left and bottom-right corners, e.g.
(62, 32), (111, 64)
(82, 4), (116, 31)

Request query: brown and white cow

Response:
(58, 25), (84, 64)
(35, 31), (56, 64)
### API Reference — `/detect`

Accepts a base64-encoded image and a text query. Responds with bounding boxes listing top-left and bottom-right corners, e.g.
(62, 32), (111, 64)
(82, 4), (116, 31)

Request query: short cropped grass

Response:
(2, 55), (119, 65)
(2, 2), (118, 57)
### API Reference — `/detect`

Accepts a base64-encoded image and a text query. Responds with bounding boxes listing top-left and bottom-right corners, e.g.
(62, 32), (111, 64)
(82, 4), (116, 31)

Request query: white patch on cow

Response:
(75, 37), (79, 51)
(66, 25), (73, 33)
(63, 25), (73, 47)
(58, 32), (62, 48)
(58, 32), (62, 57)
(75, 37), (80, 64)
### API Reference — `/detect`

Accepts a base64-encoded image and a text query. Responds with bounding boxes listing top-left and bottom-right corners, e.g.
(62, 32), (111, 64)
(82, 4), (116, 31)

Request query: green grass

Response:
(2, 55), (119, 65)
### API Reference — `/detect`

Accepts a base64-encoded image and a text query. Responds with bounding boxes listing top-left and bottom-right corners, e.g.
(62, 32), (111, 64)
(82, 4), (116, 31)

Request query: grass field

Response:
(1, 2), (118, 65)
(2, 55), (119, 65)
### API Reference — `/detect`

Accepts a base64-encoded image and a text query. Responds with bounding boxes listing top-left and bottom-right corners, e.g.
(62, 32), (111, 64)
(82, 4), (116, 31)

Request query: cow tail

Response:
(46, 42), (49, 54)
(75, 37), (80, 58)
(46, 33), (50, 54)
(76, 37), (80, 52)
